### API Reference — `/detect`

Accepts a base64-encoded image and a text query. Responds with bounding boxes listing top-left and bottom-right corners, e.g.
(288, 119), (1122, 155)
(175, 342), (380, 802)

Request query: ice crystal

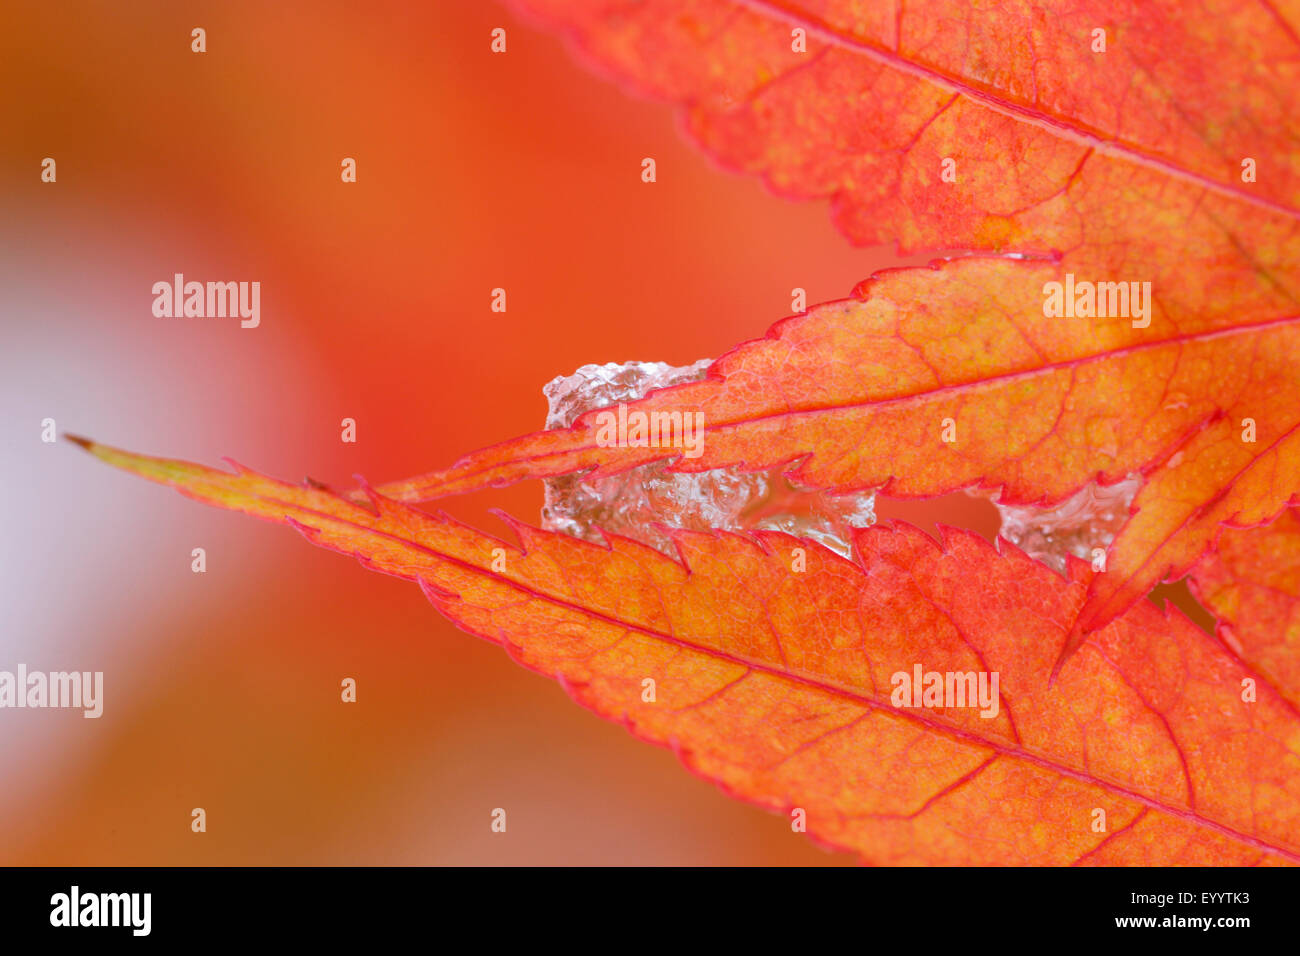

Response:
(541, 361), (875, 558)
(992, 476), (1142, 574)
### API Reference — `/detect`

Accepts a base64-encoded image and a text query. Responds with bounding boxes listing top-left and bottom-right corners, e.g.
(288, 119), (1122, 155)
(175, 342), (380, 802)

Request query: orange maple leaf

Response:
(71, 436), (1300, 865)
(1191, 509), (1300, 710)
(365, 257), (1300, 642)
(512, 0), (1299, 285)
(364, 1), (1300, 638)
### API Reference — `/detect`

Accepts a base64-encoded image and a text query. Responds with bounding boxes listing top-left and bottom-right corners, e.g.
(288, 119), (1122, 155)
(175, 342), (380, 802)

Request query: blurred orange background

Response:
(0, 0), (1000, 864)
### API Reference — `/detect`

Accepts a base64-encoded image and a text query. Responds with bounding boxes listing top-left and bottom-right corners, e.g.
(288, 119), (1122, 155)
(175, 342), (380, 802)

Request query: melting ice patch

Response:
(540, 360), (875, 558)
(991, 476), (1142, 574)
(540, 359), (1138, 571)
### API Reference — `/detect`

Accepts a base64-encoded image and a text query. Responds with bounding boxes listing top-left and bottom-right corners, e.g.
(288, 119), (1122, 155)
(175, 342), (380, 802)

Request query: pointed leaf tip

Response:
(69, 439), (1300, 863)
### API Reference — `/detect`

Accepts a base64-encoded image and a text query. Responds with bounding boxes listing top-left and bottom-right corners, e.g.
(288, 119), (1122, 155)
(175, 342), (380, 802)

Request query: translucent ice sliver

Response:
(991, 476), (1142, 574)
(540, 360), (876, 558)
(540, 360), (1137, 571)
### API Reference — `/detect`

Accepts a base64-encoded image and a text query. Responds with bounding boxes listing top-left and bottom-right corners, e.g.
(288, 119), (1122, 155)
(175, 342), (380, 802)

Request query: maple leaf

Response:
(1191, 509), (1300, 710)
(363, 1), (1300, 637)
(510, 0), (1300, 300)
(365, 256), (1300, 641)
(71, 436), (1300, 865)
